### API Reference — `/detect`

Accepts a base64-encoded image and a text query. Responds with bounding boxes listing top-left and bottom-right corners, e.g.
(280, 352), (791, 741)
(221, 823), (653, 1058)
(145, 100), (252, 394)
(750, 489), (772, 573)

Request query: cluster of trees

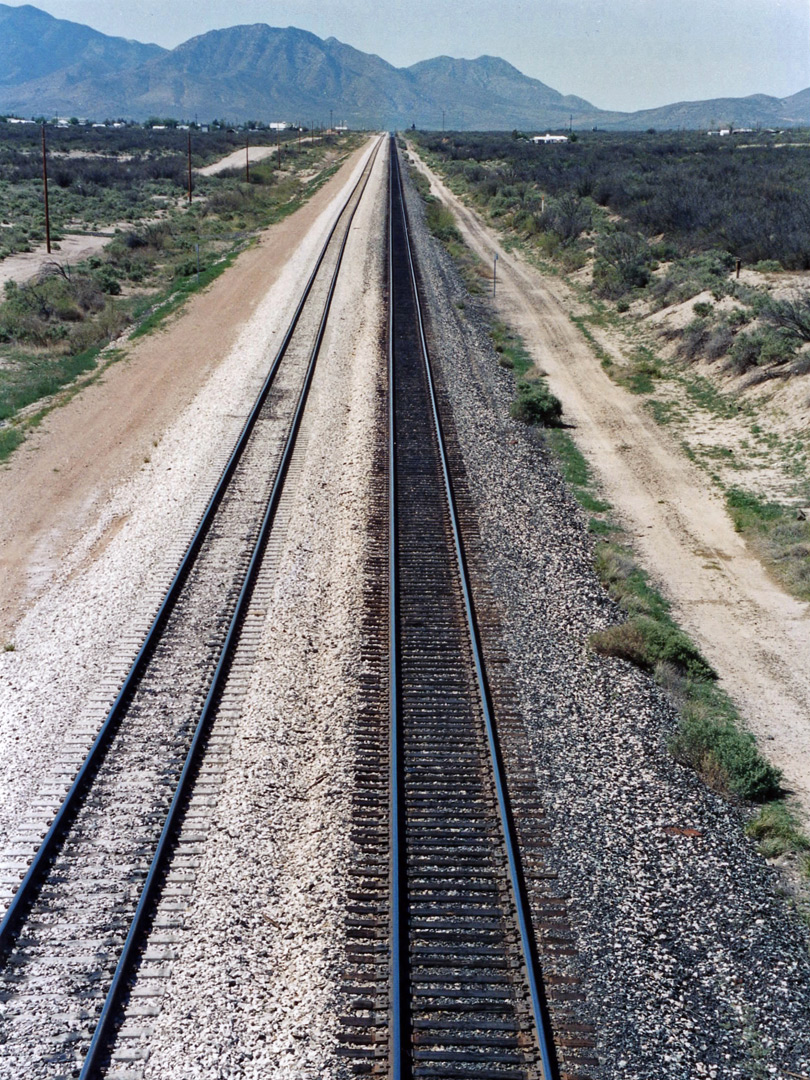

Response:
(418, 131), (810, 270)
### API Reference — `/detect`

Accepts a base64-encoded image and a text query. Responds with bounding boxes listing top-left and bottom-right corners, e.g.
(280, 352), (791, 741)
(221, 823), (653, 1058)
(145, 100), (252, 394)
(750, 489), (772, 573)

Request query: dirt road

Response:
(408, 147), (810, 820)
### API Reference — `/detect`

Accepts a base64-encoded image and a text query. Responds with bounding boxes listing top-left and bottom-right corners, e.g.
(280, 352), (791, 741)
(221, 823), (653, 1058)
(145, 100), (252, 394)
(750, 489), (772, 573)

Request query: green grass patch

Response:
(746, 802), (810, 863)
(725, 488), (810, 601)
(0, 345), (101, 421)
(617, 346), (663, 395)
(491, 321), (532, 377)
(129, 248), (243, 340)
(543, 428), (611, 516)
(670, 684), (782, 802)
(0, 425), (24, 462)
(726, 487), (784, 530)
(646, 399), (680, 425)
(590, 614), (716, 681)
(680, 371), (747, 420)
(586, 531), (782, 803)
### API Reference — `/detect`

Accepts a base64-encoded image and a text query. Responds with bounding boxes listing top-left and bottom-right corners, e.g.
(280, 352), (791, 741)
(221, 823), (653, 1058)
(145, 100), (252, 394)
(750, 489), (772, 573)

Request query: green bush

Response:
(727, 328), (796, 375)
(590, 614), (715, 680)
(671, 704), (782, 802)
(509, 380), (563, 426)
(593, 231), (653, 298)
(746, 801), (809, 859)
(425, 199), (462, 244)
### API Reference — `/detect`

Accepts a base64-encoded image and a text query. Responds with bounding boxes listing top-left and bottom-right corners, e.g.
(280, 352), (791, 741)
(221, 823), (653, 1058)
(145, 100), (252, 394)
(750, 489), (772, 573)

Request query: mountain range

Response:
(0, 3), (807, 131)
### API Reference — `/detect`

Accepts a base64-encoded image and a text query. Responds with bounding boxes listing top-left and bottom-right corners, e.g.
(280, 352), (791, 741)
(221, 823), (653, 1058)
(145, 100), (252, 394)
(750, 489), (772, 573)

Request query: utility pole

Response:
(187, 131), (193, 204)
(442, 108), (445, 132)
(246, 132), (250, 183)
(493, 252), (498, 297)
(330, 108), (333, 133)
(41, 123), (51, 254)
(276, 126), (281, 169)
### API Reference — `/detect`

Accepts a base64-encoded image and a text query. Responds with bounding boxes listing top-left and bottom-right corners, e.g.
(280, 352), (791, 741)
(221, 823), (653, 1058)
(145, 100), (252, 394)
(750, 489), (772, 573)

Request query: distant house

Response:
(532, 133), (568, 144)
(268, 122), (289, 131)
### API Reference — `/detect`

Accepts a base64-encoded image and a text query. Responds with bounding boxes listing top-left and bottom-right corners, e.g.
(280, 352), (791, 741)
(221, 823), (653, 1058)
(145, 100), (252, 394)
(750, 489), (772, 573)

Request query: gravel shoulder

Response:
(407, 145), (810, 822)
(0, 140), (375, 858)
(401, 151), (810, 1080)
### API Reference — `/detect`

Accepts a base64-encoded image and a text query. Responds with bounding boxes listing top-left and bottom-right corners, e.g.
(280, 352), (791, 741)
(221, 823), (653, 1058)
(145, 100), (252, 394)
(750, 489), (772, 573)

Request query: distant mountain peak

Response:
(0, 5), (806, 131)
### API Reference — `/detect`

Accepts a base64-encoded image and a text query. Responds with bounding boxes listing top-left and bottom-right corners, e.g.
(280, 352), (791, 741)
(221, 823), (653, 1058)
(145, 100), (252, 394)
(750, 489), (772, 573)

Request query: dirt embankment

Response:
(408, 145), (810, 821)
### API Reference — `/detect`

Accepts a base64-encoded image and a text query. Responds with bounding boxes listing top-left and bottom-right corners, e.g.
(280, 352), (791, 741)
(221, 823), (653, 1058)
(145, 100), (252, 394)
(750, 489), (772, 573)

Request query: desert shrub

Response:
(541, 192), (591, 245)
(425, 199), (461, 244)
(590, 614), (715, 680)
(753, 260), (783, 273)
(693, 300), (713, 317)
(726, 328), (796, 374)
(593, 230), (654, 297)
(671, 699), (781, 802)
(727, 307), (750, 327)
(761, 291), (810, 344)
(704, 323), (734, 361)
(678, 318), (711, 361)
(509, 380), (563, 426)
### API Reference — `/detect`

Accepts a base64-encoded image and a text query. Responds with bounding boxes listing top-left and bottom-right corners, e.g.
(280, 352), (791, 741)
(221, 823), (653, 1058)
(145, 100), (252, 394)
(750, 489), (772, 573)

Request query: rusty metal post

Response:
(736, 259), (742, 279)
(41, 124), (51, 254)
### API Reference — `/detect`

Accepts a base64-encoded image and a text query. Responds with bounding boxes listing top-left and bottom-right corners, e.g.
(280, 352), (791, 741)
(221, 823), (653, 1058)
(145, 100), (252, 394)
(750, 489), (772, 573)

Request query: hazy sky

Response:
(12, 0), (810, 112)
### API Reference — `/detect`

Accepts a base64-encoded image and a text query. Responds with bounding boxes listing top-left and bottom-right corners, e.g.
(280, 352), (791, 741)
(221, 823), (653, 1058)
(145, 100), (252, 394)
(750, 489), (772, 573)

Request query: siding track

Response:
(0, 137), (382, 1080)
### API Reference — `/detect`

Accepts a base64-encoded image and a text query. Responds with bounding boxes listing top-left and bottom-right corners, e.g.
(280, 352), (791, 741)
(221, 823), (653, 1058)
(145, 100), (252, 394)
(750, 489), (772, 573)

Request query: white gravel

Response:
(127, 140), (388, 1079)
(0, 141), (380, 899)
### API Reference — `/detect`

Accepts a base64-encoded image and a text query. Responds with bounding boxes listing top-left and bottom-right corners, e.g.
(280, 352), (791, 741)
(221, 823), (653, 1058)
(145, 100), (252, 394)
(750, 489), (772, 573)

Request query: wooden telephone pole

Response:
(187, 131), (193, 204)
(41, 124), (51, 254)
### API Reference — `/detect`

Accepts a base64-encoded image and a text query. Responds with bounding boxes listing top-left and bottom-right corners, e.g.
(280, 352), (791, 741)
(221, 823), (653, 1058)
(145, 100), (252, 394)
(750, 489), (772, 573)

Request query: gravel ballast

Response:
(399, 155), (810, 1079)
(117, 141), (388, 1080)
(0, 143), (378, 877)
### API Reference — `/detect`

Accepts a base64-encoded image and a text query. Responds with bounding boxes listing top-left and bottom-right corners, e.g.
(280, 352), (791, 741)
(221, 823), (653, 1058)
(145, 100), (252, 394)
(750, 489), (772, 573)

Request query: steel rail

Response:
(0, 137), (381, 959)
(388, 136), (559, 1080)
(387, 138), (406, 1080)
(77, 135), (383, 1079)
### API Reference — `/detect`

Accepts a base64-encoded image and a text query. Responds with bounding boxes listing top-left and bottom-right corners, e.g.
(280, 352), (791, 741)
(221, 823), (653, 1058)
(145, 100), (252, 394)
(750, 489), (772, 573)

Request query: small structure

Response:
(532, 133), (568, 144)
(268, 121), (289, 131)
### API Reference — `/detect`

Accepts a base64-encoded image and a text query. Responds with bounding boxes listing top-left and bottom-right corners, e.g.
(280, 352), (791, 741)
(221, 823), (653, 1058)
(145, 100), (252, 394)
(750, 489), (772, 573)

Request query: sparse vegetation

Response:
(546, 440), (784, 806)
(726, 489), (810, 600)
(0, 125), (361, 459)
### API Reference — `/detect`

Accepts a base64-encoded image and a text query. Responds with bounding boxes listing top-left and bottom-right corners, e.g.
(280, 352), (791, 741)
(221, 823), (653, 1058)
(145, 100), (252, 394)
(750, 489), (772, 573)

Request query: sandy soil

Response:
(0, 233), (116, 288)
(197, 144), (279, 176)
(408, 146), (810, 820)
(0, 139), (374, 640)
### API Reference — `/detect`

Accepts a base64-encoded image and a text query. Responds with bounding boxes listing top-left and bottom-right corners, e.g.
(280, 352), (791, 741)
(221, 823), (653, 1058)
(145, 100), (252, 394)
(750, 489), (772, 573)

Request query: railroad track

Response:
(0, 135), (382, 1079)
(340, 139), (573, 1079)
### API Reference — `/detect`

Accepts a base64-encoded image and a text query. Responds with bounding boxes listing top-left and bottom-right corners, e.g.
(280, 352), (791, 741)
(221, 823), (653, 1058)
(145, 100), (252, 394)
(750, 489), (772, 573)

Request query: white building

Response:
(532, 133), (569, 144)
